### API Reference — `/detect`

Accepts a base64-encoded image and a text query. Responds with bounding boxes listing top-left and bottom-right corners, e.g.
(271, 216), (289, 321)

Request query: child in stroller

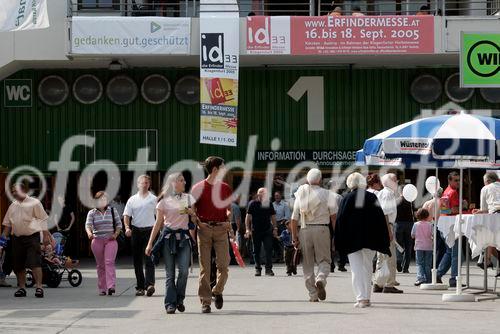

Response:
(0, 236), (12, 287)
(26, 232), (82, 288)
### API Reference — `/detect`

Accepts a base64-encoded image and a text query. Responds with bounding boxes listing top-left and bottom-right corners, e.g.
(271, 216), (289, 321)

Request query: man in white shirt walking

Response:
(373, 173), (403, 294)
(291, 169), (338, 302)
(124, 175), (158, 296)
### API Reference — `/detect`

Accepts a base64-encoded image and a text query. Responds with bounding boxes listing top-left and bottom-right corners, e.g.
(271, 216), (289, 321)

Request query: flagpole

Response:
(421, 168), (448, 290)
(442, 168), (475, 302)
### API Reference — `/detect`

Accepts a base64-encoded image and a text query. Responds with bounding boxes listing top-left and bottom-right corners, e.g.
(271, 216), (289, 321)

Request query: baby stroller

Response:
(26, 232), (82, 288)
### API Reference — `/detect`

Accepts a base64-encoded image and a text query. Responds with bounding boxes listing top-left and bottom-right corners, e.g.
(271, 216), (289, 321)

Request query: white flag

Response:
(0, 0), (49, 32)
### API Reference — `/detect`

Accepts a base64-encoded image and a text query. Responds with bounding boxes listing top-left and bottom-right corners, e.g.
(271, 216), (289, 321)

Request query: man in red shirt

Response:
(191, 156), (233, 314)
(437, 171), (461, 287)
(442, 173), (460, 215)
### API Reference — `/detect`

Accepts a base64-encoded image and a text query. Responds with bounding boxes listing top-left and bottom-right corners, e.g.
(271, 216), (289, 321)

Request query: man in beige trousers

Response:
(291, 169), (337, 302)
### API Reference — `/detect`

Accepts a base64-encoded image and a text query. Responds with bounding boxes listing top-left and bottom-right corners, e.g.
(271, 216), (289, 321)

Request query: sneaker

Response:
(265, 269), (275, 276)
(403, 269), (410, 274)
(146, 285), (155, 297)
(108, 288), (115, 296)
(201, 305), (211, 314)
(414, 281), (424, 287)
(354, 301), (371, 308)
(214, 294), (223, 309)
(316, 281), (326, 301)
(338, 266), (347, 272)
(135, 289), (145, 296)
(99, 291), (107, 296)
(255, 269), (262, 277)
(166, 306), (176, 314)
(292, 269), (297, 275)
(372, 284), (383, 293)
(382, 287), (404, 294)
(177, 304), (185, 313)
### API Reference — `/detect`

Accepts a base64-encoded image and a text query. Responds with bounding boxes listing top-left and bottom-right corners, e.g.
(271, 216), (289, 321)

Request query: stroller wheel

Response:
(68, 270), (82, 287)
(46, 271), (62, 288)
(26, 269), (35, 288)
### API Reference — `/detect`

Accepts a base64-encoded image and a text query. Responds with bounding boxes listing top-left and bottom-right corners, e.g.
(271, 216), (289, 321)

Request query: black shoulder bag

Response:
(111, 207), (126, 253)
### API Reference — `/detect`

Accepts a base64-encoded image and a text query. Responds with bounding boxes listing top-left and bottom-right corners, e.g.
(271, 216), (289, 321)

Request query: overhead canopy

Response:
(356, 113), (500, 169)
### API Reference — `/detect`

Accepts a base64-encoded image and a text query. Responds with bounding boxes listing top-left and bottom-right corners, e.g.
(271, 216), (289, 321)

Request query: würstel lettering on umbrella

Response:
(399, 141), (431, 152)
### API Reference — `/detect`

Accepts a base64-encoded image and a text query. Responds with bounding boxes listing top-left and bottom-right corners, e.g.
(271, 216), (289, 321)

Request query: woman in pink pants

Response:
(85, 192), (122, 296)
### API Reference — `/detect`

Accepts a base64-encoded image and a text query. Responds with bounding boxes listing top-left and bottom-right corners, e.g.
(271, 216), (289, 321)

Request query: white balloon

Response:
(425, 176), (441, 195)
(402, 184), (418, 202)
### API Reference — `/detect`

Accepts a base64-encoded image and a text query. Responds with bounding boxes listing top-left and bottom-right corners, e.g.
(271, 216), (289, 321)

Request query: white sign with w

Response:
(0, 0), (49, 32)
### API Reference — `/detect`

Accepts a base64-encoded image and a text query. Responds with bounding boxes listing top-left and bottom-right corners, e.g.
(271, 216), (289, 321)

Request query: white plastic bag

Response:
(375, 256), (391, 283)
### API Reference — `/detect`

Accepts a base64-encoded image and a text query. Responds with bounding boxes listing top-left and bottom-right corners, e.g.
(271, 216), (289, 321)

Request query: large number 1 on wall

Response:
(287, 76), (325, 132)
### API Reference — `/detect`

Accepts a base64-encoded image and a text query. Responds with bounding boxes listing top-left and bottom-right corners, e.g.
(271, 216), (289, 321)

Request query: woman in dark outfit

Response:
(335, 173), (391, 308)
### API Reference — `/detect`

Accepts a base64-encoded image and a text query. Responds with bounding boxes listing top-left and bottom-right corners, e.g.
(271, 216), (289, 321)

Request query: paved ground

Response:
(0, 258), (499, 334)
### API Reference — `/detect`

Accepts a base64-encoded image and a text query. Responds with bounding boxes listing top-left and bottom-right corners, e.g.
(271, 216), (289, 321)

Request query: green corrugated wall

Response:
(0, 67), (498, 171)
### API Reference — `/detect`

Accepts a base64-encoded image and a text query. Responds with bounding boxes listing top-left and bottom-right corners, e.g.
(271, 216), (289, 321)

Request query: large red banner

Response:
(290, 15), (434, 55)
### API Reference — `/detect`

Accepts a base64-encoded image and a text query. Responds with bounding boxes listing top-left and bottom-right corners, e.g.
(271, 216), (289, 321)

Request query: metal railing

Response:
(67, 0), (500, 17)
(68, 0), (190, 17)
(319, 0), (500, 16)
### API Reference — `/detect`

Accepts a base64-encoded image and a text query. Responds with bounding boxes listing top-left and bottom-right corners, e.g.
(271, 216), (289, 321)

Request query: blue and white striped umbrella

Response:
(356, 113), (500, 169)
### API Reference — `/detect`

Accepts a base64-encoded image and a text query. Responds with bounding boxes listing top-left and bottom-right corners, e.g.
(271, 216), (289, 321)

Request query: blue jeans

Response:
(437, 242), (459, 281)
(163, 239), (191, 309)
(416, 250), (432, 283)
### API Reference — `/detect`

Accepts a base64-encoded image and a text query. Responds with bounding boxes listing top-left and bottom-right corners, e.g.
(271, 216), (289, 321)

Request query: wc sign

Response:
(4, 79), (32, 107)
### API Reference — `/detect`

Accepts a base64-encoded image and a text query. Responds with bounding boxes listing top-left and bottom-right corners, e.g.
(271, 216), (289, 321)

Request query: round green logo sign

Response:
(466, 40), (500, 78)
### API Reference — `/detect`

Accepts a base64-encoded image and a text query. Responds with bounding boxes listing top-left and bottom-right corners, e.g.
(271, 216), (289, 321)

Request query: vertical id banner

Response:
(200, 16), (239, 147)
